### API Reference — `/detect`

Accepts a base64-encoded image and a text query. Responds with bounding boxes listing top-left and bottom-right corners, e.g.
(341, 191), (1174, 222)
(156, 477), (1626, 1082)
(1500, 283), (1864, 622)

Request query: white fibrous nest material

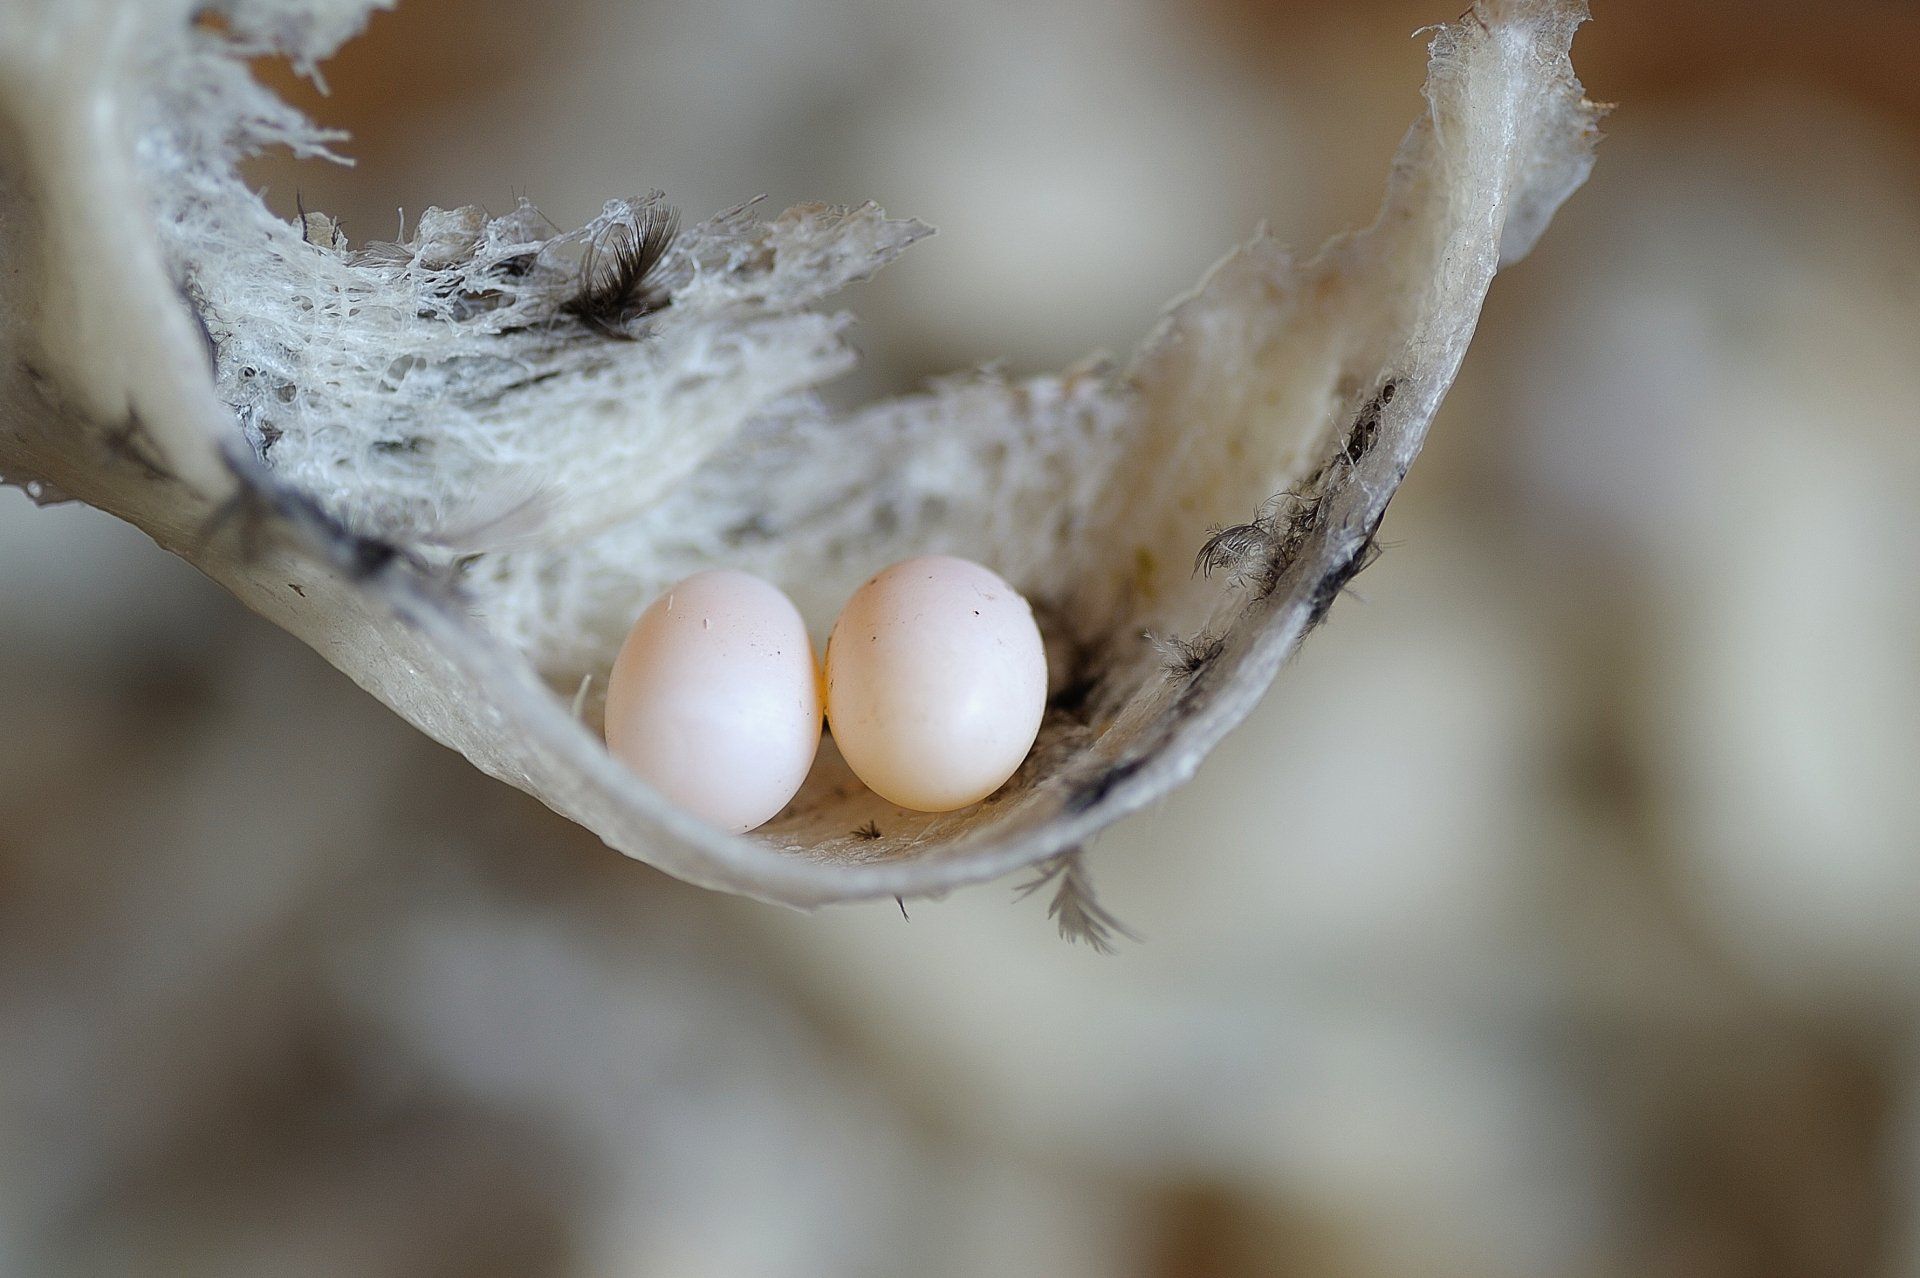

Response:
(0, 0), (1601, 919)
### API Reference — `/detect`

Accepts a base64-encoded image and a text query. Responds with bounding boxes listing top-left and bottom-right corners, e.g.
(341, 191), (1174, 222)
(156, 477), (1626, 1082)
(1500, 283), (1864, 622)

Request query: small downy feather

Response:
(562, 201), (681, 338)
(1016, 849), (1139, 954)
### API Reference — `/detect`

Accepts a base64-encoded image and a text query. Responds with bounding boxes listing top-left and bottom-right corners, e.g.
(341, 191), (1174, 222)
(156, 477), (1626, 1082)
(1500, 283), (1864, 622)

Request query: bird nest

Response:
(0, 0), (1601, 922)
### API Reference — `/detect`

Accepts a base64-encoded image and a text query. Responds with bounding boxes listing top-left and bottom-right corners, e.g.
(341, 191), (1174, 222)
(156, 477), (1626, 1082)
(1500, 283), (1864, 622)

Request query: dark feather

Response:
(564, 203), (680, 338)
(1016, 849), (1138, 954)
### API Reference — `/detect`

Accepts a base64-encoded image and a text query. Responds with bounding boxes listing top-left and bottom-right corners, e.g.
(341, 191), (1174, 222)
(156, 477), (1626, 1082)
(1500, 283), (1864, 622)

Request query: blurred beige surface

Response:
(6, 1), (1920, 1274)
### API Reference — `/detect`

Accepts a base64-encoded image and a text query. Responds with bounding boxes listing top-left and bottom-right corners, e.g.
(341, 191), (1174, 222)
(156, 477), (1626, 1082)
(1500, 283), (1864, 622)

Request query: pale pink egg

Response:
(604, 570), (822, 833)
(826, 555), (1047, 812)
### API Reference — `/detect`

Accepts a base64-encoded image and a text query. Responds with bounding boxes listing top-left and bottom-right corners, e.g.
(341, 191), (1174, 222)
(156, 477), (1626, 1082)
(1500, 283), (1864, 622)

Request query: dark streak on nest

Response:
(1049, 675), (1101, 721)
(1065, 753), (1148, 816)
(102, 414), (175, 482)
(563, 202), (681, 338)
(200, 447), (429, 589)
(1043, 614), (1118, 727)
(20, 365), (180, 487)
(1306, 521), (1386, 630)
(1343, 376), (1395, 466)
(852, 820), (883, 841)
(179, 281), (219, 372)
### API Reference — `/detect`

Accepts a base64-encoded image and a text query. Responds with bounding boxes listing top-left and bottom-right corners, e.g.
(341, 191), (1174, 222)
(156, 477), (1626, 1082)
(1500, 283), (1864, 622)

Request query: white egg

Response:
(825, 555), (1048, 813)
(604, 570), (822, 834)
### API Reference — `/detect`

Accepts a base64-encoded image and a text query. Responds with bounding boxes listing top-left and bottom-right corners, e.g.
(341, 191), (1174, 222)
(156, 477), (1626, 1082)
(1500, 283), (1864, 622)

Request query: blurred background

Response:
(5, 0), (1920, 1273)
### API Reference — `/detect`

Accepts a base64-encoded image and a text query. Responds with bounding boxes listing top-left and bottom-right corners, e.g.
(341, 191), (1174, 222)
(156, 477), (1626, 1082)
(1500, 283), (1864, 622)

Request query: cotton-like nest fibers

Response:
(0, 0), (1600, 920)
